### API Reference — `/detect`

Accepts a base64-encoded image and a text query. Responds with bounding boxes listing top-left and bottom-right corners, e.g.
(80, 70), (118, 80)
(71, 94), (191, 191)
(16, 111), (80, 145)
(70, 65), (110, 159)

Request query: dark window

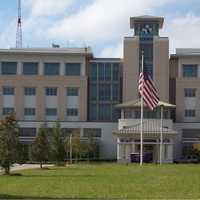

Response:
(2, 62), (17, 75)
(185, 110), (195, 117)
(99, 84), (111, 101)
(67, 108), (78, 116)
(112, 83), (119, 101)
(24, 108), (35, 116)
(46, 88), (57, 96)
(90, 63), (97, 81)
(44, 63), (60, 75)
(98, 63), (104, 81)
(89, 103), (97, 120)
(23, 62), (38, 75)
(46, 108), (57, 116)
(83, 128), (101, 138)
(65, 63), (81, 76)
(99, 104), (111, 120)
(24, 87), (36, 96)
(113, 63), (120, 81)
(3, 87), (15, 95)
(19, 128), (36, 137)
(184, 88), (196, 97)
(3, 107), (15, 115)
(67, 87), (79, 96)
(90, 84), (97, 101)
(105, 63), (111, 81)
(183, 64), (198, 77)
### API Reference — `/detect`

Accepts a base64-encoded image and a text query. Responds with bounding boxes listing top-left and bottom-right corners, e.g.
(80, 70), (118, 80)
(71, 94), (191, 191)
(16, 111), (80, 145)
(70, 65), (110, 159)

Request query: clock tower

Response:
(123, 15), (169, 102)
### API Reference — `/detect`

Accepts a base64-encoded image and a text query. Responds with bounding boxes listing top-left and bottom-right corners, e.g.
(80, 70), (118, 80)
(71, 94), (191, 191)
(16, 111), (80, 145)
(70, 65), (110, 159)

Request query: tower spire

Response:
(16, 0), (22, 48)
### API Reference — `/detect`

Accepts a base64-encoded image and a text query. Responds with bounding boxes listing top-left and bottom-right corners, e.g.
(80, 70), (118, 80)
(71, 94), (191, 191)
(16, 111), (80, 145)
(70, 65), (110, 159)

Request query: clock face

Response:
(141, 24), (153, 35)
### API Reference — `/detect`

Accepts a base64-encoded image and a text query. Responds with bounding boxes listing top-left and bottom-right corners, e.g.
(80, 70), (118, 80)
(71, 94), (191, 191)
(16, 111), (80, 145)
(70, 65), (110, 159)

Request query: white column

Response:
(117, 138), (120, 160)
(167, 144), (173, 163)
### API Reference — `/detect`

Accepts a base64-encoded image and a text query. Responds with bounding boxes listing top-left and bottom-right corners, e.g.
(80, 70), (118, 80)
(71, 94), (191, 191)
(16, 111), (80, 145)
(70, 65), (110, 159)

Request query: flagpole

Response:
(159, 105), (164, 164)
(140, 51), (144, 166)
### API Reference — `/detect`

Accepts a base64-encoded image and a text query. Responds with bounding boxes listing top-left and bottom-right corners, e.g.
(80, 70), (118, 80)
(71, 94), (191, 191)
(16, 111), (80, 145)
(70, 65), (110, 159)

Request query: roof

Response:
(0, 47), (93, 56)
(113, 120), (177, 137)
(175, 48), (200, 57)
(130, 15), (164, 29)
(116, 99), (176, 109)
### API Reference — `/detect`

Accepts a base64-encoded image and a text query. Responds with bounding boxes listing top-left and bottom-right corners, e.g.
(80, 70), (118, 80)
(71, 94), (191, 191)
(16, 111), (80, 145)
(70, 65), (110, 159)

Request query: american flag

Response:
(138, 72), (159, 110)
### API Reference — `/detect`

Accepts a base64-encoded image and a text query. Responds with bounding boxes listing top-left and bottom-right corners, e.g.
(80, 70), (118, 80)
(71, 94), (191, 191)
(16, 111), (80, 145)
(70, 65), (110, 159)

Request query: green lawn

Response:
(0, 163), (200, 199)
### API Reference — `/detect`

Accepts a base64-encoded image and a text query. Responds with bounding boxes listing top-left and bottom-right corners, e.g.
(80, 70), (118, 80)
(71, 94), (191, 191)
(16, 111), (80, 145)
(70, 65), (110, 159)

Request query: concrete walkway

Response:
(0, 164), (54, 173)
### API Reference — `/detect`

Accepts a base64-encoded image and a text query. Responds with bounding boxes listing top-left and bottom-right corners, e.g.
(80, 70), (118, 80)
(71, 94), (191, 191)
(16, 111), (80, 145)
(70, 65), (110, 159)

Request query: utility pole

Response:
(16, 0), (22, 48)
(70, 134), (72, 164)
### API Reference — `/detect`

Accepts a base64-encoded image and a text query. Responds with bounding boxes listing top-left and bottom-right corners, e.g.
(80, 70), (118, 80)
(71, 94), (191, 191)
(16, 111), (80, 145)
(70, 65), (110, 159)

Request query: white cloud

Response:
(47, 0), (179, 43)
(23, 0), (73, 17)
(100, 42), (123, 58)
(162, 13), (200, 54)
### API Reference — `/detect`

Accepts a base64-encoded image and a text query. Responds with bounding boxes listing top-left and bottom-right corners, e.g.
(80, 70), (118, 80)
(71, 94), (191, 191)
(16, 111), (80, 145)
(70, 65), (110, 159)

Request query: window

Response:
(24, 108), (35, 116)
(23, 62), (38, 75)
(184, 88), (196, 97)
(46, 88), (57, 96)
(83, 128), (101, 138)
(44, 63), (60, 75)
(113, 63), (120, 81)
(3, 87), (15, 95)
(99, 84), (111, 101)
(89, 103), (97, 120)
(46, 108), (57, 116)
(65, 63), (81, 76)
(3, 107), (14, 115)
(67, 87), (79, 96)
(90, 84), (97, 101)
(90, 63), (97, 80)
(112, 84), (119, 101)
(105, 63), (111, 81)
(19, 128), (36, 137)
(1, 62), (17, 75)
(98, 63), (104, 81)
(185, 110), (195, 117)
(24, 87), (36, 96)
(67, 108), (78, 116)
(99, 104), (111, 120)
(183, 64), (198, 77)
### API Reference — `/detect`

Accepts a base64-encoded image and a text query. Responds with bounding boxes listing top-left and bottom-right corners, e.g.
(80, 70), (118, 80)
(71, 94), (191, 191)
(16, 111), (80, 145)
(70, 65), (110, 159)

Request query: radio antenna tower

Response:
(16, 0), (22, 48)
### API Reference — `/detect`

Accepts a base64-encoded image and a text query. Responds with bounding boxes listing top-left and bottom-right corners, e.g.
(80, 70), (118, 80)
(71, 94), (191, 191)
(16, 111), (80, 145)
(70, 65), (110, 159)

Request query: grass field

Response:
(0, 163), (200, 199)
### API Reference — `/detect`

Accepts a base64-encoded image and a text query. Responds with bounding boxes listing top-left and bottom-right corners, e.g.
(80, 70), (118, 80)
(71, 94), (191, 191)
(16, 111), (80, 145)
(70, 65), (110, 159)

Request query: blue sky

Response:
(0, 0), (200, 57)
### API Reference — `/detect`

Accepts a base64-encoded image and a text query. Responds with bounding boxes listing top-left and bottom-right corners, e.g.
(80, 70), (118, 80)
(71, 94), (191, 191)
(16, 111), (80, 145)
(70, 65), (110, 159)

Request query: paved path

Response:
(0, 164), (54, 173)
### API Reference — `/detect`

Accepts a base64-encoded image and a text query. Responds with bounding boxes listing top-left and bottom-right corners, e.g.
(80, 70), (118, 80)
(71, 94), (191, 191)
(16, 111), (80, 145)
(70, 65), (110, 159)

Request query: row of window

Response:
(185, 110), (196, 117)
(2, 107), (79, 117)
(184, 88), (196, 97)
(2, 87), (79, 96)
(19, 128), (102, 138)
(89, 63), (120, 81)
(182, 64), (198, 77)
(0, 62), (81, 76)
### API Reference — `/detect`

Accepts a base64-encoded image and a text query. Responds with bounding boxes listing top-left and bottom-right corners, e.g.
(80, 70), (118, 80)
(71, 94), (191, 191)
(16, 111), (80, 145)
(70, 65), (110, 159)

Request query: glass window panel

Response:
(3, 107), (15, 115)
(2, 62), (17, 75)
(90, 63), (97, 81)
(83, 128), (101, 138)
(99, 84), (111, 101)
(99, 104), (111, 120)
(90, 84), (97, 101)
(67, 87), (79, 96)
(105, 63), (111, 81)
(113, 63), (119, 81)
(46, 108), (57, 116)
(98, 63), (104, 81)
(184, 88), (196, 97)
(24, 87), (36, 96)
(45, 88), (57, 96)
(23, 62), (38, 75)
(66, 108), (78, 116)
(112, 83), (119, 101)
(19, 128), (36, 137)
(183, 65), (198, 77)
(24, 108), (35, 116)
(65, 63), (81, 76)
(185, 110), (196, 117)
(44, 63), (60, 75)
(89, 103), (97, 120)
(3, 87), (15, 95)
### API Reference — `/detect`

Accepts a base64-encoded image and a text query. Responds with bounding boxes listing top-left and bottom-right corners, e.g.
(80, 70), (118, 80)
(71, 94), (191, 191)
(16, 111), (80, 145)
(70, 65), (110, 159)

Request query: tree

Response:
(31, 125), (49, 169)
(0, 114), (19, 175)
(193, 143), (200, 162)
(50, 122), (65, 165)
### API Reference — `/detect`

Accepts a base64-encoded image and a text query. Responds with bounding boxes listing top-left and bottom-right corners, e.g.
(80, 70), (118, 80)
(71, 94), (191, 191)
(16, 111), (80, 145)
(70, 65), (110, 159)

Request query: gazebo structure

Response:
(113, 99), (177, 163)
